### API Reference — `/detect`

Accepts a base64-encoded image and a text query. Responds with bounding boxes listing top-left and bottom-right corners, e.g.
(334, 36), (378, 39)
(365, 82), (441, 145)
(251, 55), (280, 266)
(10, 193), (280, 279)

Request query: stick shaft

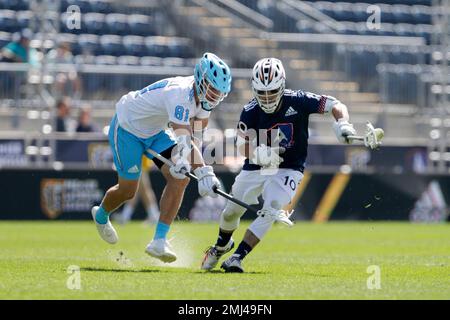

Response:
(346, 135), (365, 141)
(146, 148), (258, 213)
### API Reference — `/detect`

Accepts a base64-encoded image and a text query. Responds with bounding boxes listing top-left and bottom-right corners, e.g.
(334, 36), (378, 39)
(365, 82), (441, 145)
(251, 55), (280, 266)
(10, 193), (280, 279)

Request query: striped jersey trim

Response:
(318, 96), (327, 114)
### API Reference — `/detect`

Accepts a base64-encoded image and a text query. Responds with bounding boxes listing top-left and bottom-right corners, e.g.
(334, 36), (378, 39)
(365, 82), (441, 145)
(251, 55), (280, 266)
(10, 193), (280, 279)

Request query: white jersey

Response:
(115, 76), (210, 138)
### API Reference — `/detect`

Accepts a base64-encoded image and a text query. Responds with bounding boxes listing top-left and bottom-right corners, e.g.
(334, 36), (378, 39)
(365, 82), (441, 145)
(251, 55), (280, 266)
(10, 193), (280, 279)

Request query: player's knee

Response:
(220, 210), (240, 231)
(222, 204), (245, 222)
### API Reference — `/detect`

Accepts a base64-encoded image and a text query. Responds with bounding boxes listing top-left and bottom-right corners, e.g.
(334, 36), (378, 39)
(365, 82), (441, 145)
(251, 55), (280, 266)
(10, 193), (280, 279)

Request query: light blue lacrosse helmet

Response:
(194, 52), (232, 111)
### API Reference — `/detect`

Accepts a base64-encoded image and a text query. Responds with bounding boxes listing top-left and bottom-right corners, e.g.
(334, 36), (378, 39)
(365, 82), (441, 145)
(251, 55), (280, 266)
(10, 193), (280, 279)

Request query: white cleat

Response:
(221, 255), (244, 273)
(91, 206), (118, 244)
(145, 239), (177, 263)
(201, 239), (234, 271)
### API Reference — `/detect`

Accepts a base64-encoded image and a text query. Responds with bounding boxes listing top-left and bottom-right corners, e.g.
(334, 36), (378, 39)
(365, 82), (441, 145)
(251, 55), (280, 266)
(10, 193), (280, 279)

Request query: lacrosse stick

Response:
(346, 121), (384, 150)
(146, 148), (294, 226)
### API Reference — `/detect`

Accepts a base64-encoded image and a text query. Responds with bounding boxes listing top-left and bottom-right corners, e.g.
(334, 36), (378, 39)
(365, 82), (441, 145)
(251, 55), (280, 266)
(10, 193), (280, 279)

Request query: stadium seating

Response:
(0, 10), (18, 33)
(0, 0), (442, 108)
(236, 0), (435, 41)
(139, 56), (163, 67)
(0, 0), (29, 11)
(127, 14), (156, 37)
(307, 2), (432, 25)
(0, 31), (11, 48)
(105, 13), (129, 36)
(122, 35), (146, 57)
(230, 0), (439, 106)
(0, 0), (200, 103)
(83, 13), (107, 35)
(99, 34), (125, 56)
(0, 0), (195, 65)
(77, 34), (100, 56)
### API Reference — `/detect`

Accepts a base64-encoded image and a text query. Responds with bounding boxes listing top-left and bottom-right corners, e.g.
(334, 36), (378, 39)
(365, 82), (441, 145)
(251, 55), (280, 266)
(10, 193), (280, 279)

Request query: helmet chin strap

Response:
(201, 101), (212, 111)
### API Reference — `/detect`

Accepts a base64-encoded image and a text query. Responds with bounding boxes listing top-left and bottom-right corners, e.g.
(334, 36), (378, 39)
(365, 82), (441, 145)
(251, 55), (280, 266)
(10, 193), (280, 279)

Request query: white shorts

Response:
(230, 169), (304, 208)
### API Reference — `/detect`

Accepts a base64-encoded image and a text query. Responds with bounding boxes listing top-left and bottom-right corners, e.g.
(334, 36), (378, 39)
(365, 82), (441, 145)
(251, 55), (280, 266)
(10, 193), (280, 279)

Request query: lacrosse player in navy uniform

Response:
(201, 58), (357, 272)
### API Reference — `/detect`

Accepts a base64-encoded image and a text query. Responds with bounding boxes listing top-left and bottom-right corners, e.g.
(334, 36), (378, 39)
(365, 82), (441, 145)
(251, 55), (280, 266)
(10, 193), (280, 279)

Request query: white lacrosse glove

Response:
(251, 144), (284, 168)
(169, 135), (192, 179)
(169, 157), (191, 179)
(333, 118), (357, 144)
(257, 207), (294, 227)
(193, 166), (221, 198)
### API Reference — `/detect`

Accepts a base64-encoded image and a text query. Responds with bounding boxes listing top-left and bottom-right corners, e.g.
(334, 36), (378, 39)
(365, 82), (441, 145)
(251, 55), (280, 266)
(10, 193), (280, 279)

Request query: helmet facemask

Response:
(253, 82), (285, 114)
(197, 73), (227, 111)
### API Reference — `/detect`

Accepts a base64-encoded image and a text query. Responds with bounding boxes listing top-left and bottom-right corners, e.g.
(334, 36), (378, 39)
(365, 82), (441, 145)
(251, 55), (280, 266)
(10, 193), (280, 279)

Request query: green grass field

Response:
(0, 221), (449, 299)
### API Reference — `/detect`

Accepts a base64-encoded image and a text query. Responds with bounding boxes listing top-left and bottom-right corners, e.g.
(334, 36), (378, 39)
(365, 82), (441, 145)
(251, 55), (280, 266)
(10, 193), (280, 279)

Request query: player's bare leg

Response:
(145, 164), (189, 262)
(101, 178), (139, 213)
(112, 173), (160, 224)
(112, 179), (141, 224)
(158, 163), (190, 224)
(92, 177), (139, 244)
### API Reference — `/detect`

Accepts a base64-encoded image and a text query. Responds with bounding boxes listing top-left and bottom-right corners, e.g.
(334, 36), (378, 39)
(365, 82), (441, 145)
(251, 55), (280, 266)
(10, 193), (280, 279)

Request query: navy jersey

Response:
(237, 89), (336, 172)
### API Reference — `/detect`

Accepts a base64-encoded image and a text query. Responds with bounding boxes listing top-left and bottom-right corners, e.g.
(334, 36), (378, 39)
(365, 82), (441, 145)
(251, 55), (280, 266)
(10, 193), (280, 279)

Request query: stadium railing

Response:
(0, 62), (253, 107)
(0, 130), (432, 173)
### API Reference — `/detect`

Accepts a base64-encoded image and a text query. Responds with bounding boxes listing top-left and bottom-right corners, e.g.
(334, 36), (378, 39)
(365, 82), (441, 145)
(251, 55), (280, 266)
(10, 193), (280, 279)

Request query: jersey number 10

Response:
(284, 176), (297, 191)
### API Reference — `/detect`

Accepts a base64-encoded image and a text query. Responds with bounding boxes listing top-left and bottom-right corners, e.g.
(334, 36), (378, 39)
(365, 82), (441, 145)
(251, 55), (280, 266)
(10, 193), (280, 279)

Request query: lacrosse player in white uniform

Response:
(201, 58), (357, 272)
(91, 53), (232, 263)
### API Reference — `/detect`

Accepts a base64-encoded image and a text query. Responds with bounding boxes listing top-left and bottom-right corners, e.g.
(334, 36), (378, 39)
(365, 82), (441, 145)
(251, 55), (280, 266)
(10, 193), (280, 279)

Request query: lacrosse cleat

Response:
(201, 238), (235, 271)
(221, 255), (244, 273)
(145, 238), (177, 263)
(91, 206), (118, 244)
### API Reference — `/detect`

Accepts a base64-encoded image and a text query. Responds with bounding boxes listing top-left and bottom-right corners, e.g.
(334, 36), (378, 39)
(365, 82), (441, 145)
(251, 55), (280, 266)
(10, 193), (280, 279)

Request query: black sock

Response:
(216, 229), (232, 248)
(233, 241), (252, 260)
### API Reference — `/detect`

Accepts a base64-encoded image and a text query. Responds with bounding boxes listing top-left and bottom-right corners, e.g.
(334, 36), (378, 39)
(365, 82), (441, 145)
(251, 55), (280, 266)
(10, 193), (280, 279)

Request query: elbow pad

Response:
(322, 95), (340, 114)
(175, 134), (192, 159)
(193, 127), (207, 147)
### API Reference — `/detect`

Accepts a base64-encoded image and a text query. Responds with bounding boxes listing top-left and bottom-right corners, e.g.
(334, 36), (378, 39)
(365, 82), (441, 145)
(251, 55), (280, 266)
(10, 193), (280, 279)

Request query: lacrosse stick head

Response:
(257, 208), (294, 227)
(364, 122), (384, 150)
